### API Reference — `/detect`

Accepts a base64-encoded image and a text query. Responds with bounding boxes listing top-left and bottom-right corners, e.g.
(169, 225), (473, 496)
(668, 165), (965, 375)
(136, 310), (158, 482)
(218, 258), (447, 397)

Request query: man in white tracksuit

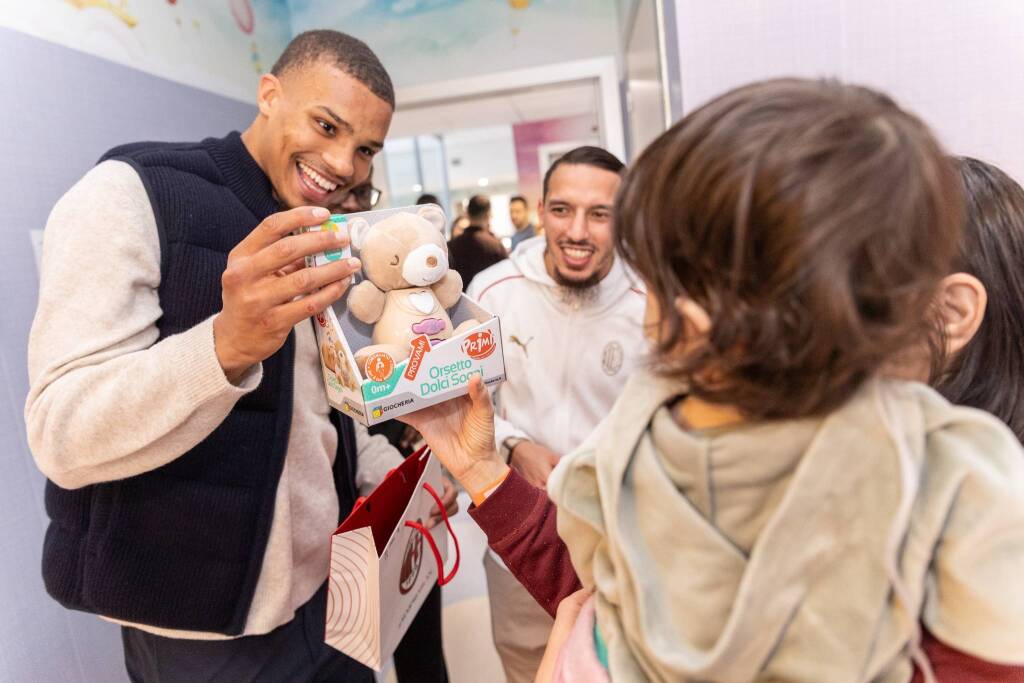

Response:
(466, 146), (647, 683)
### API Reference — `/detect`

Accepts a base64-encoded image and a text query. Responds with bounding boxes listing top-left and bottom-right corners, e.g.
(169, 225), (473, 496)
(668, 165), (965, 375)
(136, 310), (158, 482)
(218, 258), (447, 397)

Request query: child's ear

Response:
(937, 272), (987, 356)
(417, 205), (446, 233)
(349, 218), (371, 250)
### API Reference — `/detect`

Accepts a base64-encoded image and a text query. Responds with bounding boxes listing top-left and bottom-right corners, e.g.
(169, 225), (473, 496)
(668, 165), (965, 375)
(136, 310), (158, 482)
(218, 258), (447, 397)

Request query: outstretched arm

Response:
(399, 376), (581, 616)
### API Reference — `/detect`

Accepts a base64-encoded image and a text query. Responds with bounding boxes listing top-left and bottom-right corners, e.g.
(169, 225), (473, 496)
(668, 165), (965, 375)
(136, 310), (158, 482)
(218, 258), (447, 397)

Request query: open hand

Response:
(399, 375), (509, 498)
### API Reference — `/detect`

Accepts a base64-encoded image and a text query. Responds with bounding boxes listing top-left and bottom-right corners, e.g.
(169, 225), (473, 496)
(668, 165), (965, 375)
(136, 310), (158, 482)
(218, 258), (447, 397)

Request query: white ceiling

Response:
(389, 80), (601, 138)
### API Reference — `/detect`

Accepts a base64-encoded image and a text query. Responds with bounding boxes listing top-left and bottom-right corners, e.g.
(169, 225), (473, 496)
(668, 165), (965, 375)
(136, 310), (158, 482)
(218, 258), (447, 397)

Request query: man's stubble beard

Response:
(553, 267), (602, 305)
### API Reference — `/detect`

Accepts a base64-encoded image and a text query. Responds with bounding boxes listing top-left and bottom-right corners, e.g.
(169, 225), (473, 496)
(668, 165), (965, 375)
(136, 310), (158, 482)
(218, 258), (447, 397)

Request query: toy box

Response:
(303, 205), (506, 426)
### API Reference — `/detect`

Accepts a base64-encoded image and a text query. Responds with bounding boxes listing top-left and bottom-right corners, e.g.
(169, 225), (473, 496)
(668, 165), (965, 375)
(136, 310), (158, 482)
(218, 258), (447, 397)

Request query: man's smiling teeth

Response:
(298, 161), (338, 192)
(564, 247), (592, 259)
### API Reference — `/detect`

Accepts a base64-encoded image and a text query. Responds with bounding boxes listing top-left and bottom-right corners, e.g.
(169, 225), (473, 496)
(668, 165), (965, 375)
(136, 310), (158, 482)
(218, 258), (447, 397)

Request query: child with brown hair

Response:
(403, 79), (1024, 681)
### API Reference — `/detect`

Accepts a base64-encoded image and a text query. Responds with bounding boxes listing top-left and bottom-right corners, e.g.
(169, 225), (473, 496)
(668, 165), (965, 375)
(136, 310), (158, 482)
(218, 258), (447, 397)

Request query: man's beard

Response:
(553, 268), (601, 305)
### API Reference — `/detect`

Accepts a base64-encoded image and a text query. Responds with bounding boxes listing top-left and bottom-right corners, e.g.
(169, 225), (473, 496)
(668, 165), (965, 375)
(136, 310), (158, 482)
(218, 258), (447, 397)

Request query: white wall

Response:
(1, 26), (257, 682)
(673, 0), (1024, 179)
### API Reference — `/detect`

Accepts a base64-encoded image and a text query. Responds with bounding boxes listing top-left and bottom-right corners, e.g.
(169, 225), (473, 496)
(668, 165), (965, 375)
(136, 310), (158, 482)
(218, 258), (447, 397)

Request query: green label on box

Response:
(323, 215), (348, 262)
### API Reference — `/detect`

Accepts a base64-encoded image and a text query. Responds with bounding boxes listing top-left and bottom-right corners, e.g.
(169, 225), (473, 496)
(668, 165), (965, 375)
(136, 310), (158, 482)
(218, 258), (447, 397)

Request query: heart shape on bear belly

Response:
(408, 290), (436, 315)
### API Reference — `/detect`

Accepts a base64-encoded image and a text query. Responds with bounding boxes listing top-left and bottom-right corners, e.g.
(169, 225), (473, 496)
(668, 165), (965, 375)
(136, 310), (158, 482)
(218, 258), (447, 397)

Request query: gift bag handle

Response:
(404, 482), (460, 586)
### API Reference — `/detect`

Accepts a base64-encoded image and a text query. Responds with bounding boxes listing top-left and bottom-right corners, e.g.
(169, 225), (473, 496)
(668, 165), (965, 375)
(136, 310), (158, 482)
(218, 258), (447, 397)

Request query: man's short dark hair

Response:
(467, 195), (491, 220)
(416, 193), (440, 206)
(272, 30), (394, 109)
(542, 146), (625, 200)
(510, 195), (528, 207)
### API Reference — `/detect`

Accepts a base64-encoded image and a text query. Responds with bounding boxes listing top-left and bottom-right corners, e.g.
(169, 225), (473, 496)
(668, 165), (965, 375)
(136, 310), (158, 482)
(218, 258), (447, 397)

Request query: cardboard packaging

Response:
(303, 206), (506, 426)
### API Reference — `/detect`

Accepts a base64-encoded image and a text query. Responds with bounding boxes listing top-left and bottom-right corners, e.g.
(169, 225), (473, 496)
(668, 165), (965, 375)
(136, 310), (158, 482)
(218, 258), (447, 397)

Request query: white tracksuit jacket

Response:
(466, 235), (648, 463)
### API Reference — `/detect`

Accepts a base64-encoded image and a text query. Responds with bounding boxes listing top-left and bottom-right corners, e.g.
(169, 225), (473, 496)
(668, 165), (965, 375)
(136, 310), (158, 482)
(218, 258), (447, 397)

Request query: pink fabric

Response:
(552, 596), (610, 683)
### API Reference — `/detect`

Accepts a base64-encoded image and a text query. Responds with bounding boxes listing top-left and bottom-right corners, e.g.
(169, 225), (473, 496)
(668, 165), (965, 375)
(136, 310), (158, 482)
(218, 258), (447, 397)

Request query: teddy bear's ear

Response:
(417, 205), (446, 234)
(348, 218), (372, 250)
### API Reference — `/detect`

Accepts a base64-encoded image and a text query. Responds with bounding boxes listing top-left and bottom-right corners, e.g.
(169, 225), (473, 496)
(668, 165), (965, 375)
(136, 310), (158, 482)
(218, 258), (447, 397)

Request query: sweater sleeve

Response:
(910, 628), (1024, 682)
(353, 422), (405, 496)
(468, 469), (581, 617)
(25, 160), (262, 490)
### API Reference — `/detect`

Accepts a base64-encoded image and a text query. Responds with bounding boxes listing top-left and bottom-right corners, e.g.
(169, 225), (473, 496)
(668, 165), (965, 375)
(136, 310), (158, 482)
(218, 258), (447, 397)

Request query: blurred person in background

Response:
(447, 193), (507, 290)
(508, 194), (536, 252)
(331, 167), (381, 214)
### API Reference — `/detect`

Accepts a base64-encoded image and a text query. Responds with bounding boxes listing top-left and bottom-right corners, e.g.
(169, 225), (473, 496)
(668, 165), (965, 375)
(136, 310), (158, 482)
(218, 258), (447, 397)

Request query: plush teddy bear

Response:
(347, 205), (478, 376)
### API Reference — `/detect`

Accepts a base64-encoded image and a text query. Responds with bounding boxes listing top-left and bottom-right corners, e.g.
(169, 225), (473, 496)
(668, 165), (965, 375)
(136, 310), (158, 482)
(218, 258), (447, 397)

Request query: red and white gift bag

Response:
(325, 447), (459, 671)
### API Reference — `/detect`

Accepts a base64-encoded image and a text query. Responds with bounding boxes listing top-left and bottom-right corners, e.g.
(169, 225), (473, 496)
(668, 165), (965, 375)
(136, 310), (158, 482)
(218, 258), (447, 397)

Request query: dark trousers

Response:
(393, 584), (448, 683)
(122, 583), (374, 683)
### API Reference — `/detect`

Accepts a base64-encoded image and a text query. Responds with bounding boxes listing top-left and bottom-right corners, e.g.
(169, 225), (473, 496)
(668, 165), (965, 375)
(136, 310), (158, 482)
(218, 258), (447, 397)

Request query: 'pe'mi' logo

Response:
(461, 330), (496, 360)
(315, 312), (327, 327)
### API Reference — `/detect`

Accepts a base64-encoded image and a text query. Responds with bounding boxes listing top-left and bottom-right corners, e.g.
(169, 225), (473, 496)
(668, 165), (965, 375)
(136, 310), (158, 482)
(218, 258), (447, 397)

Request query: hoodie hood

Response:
(548, 373), (1024, 681)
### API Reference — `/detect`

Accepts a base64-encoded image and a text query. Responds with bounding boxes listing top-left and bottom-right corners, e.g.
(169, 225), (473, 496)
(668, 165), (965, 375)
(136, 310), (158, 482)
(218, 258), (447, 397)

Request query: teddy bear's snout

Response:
(402, 244), (448, 286)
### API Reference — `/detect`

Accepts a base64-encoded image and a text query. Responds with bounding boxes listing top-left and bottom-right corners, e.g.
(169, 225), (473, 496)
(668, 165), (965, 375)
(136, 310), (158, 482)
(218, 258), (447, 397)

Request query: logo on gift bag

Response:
(462, 330), (496, 360)
(365, 352), (395, 383)
(326, 451), (460, 672)
(316, 312), (327, 327)
(399, 521), (425, 595)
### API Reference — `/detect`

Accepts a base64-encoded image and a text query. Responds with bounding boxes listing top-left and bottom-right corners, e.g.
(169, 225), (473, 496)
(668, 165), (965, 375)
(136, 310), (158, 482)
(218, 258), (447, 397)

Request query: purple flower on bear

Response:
(411, 318), (446, 336)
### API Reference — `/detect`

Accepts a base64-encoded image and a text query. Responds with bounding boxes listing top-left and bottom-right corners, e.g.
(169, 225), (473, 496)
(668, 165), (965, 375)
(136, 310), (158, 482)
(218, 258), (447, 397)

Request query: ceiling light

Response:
(477, 177), (489, 187)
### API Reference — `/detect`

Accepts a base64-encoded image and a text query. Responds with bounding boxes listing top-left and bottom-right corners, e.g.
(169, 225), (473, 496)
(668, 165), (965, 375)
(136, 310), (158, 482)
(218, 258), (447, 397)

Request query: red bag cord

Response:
(404, 481), (461, 586)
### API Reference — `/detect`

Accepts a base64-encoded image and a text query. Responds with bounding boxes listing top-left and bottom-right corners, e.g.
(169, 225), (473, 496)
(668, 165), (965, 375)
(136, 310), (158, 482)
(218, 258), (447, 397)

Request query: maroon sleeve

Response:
(468, 469), (582, 617)
(910, 627), (1024, 682)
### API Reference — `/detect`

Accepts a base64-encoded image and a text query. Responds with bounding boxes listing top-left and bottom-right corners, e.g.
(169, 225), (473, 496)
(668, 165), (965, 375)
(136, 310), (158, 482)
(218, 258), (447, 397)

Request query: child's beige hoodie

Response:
(549, 370), (1024, 682)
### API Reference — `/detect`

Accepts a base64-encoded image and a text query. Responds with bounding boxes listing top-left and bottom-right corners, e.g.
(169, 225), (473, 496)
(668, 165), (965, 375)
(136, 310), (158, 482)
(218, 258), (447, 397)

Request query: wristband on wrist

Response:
(470, 469), (511, 507)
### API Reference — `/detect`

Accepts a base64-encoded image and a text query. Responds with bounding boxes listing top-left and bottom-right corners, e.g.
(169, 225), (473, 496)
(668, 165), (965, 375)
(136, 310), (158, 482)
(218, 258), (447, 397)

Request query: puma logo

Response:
(509, 334), (534, 357)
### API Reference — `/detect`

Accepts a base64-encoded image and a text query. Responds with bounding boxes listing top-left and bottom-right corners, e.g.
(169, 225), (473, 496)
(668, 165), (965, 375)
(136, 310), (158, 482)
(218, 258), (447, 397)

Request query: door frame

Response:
(392, 56), (625, 161)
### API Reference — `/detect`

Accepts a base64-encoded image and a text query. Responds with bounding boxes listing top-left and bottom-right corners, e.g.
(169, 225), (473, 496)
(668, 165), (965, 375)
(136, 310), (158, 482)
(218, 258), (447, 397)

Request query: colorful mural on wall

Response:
(0, 1), (292, 101)
(1, 0), (617, 100)
(287, 0), (618, 87)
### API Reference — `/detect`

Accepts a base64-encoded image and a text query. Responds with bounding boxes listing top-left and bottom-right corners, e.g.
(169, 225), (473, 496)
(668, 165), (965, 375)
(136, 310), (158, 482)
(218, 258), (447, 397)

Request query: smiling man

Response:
(25, 31), (401, 681)
(465, 146), (647, 683)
